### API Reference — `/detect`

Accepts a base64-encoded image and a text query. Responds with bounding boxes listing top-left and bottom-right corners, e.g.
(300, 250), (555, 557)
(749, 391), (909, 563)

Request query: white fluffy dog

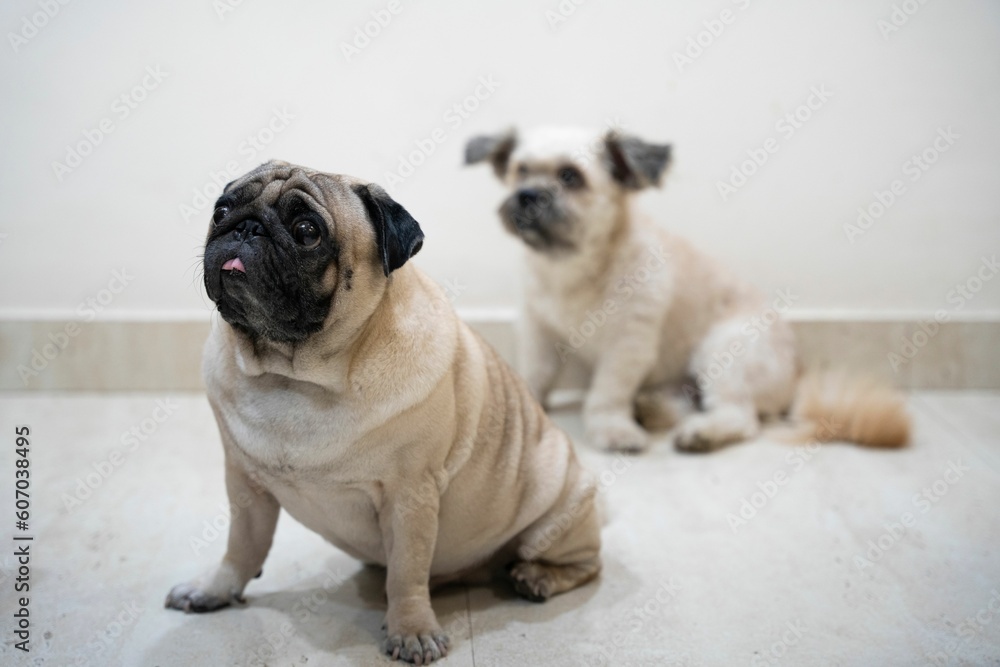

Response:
(466, 127), (909, 453)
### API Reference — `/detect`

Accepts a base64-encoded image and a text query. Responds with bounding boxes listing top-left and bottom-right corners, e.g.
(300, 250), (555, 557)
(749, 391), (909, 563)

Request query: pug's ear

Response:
(603, 131), (672, 189)
(353, 184), (424, 277)
(464, 129), (517, 179)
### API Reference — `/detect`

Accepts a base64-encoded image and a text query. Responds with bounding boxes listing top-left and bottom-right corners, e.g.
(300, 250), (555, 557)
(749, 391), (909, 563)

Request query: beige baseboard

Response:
(0, 315), (997, 391)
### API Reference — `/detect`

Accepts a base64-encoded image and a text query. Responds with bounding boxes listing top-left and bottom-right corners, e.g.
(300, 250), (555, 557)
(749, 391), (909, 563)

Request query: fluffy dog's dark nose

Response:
(517, 188), (542, 208)
(234, 219), (267, 239)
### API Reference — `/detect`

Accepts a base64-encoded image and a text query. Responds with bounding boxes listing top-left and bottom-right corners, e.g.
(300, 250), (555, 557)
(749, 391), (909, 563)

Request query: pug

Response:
(465, 127), (909, 453)
(165, 160), (602, 664)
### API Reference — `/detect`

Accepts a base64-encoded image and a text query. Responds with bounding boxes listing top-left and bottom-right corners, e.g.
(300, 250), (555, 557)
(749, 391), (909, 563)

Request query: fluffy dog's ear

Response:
(603, 131), (672, 189)
(465, 130), (517, 179)
(354, 184), (424, 277)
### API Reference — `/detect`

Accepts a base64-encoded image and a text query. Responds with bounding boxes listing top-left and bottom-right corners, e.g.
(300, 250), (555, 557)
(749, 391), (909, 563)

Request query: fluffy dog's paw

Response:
(382, 629), (450, 664)
(508, 562), (553, 602)
(674, 431), (716, 453)
(674, 416), (730, 453)
(164, 581), (242, 613)
(675, 410), (757, 453)
(588, 417), (650, 454)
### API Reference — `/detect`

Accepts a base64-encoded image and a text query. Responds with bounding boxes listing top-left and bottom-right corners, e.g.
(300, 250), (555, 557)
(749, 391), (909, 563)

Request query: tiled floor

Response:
(1, 392), (998, 666)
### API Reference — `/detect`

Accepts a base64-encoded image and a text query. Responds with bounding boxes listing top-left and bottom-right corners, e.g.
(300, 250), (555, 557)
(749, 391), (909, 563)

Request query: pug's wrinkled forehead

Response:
(217, 161), (338, 223)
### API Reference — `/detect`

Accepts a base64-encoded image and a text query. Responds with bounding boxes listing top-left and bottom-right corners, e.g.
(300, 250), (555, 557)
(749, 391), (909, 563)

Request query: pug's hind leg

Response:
(508, 477), (602, 602)
(508, 559), (602, 603)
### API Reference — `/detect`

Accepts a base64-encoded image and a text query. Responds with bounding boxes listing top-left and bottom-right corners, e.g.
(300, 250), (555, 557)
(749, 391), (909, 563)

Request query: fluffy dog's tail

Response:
(772, 372), (910, 448)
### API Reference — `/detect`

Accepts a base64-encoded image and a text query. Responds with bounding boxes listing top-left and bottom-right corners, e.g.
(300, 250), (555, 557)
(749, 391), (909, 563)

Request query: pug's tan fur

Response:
(166, 161), (601, 664)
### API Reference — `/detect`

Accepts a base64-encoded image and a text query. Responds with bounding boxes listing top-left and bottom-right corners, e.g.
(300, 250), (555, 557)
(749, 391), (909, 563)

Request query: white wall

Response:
(1, 0), (998, 320)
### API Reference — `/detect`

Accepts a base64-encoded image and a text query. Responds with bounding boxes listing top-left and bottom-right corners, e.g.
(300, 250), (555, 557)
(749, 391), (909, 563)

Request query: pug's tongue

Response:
(222, 257), (245, 273)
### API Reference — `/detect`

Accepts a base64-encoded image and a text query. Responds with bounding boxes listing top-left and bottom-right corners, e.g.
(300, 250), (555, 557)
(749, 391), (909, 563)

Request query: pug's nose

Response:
(517, 188), (542, 208)
(234, 219), (267, 240)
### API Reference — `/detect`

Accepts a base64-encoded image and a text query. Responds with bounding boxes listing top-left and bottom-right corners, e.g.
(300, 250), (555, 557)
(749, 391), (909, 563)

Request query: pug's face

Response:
(203, 160), (423, 343)
(465, 128), (671, 254)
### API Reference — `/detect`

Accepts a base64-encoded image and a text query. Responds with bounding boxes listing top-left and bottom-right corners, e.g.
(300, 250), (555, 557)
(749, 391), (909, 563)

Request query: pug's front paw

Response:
(382, 628), (450, 664)
(383, 600), (450, 664)
(164, 563), (246, 613)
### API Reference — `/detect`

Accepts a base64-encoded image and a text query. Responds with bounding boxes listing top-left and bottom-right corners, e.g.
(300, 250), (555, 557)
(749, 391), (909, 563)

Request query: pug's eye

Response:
(516, 164), (529, 178)
(292, 220), (321, 248)
(212, 206), (230, 224)
(557, 166), (584, 189)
